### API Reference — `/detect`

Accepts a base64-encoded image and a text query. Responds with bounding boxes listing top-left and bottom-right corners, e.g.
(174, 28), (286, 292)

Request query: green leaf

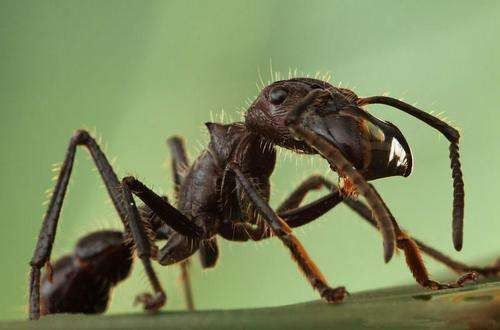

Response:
(5, 277), (499, 330)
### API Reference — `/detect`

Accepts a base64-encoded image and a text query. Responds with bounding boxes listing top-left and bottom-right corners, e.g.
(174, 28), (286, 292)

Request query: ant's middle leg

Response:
(276, 174), (335, 213)
(342, 189), (499, 280)
(339, 185), (479, 288)
(218, 174), (340, 241)
(228, 163), (347, 303)
(218, 178), (344, 242)
(29, 130), (166, 319)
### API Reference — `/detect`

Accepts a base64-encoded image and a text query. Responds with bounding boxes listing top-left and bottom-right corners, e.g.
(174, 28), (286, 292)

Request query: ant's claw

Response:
(134, 292), (166, 313)
(456, 271), (479, 285)
(425, 271), (479, 290)
(321, 286), (348, 303)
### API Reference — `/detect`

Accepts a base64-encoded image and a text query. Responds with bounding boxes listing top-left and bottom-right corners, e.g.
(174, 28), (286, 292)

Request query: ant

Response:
(29, 77), (499, 320)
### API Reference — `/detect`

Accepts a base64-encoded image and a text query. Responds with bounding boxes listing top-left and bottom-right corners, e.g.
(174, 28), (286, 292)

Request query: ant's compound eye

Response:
(269, 88), (288, 105)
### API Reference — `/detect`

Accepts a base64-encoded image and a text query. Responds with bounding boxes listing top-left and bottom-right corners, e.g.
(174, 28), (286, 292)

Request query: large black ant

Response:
(29, 77), (499, 320)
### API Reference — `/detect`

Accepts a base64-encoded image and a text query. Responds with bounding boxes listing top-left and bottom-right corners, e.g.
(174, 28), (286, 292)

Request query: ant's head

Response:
(245, 78), (412, 180)
(245, 78), (338, 153)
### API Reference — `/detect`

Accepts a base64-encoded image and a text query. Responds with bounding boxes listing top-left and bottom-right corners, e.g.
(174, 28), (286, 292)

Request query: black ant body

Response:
(29, 78), (499, 320)
(39, 230), (132, 315)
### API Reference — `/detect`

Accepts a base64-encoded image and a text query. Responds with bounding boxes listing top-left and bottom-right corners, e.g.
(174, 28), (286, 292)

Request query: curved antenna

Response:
(357, 96), (464, 251)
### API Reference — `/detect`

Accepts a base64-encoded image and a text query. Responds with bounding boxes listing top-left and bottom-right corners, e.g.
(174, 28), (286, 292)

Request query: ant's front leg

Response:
(367, 187), (478, 290)
(357, 96), (465, 250)
(227, 162), (347, 303)
(340, 195), (482, 278)
(285, 89), (396, 263)
(330, 193), (499, 279)
(280, 182), (497, 284)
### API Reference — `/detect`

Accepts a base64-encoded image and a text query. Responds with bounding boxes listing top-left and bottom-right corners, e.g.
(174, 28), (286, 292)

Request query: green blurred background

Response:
(1, 0), (499, 321)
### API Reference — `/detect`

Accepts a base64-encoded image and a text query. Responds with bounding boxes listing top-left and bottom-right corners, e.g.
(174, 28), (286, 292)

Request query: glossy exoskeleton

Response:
(39, 231), (132, 314)
(29, 77), (499, 320)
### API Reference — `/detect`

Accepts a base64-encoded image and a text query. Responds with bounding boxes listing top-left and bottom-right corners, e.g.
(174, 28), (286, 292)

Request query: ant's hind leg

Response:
(167, 136), (197, 310)
(29, 130), (166, 319)
(167, 136), (189, 198)
(30, 130), (124, 320)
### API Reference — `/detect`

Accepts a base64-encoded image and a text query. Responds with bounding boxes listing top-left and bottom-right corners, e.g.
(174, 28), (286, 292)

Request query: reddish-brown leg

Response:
(29, 130), (166, 320)
(228, 163), (347, 303)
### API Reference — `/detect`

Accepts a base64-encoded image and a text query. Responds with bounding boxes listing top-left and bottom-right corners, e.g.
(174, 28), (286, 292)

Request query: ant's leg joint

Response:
(71, 129), (91, 145)
(122, 176), (141, 192)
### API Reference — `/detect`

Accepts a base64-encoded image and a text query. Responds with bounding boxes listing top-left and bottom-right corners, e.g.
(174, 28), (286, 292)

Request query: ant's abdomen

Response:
(74, 230), (133, 284)
(40, 255), (112, 315)
(40, 230), (133, 315)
